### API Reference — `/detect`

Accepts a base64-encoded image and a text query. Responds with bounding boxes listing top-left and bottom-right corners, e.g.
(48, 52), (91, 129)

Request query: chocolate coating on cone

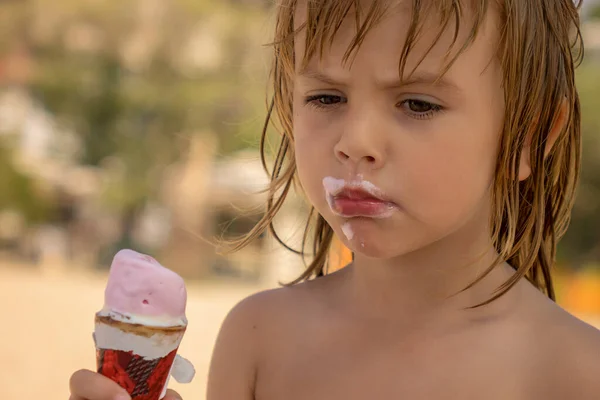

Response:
(95, 314), (186, 338)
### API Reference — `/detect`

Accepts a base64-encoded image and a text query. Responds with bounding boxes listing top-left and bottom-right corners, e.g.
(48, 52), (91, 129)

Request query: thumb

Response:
(163, 389), (183, 400)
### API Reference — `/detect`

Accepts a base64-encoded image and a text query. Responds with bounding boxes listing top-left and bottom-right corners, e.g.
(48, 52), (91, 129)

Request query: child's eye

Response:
(304, 94), (346, 110)
(399, 99), (443, 120)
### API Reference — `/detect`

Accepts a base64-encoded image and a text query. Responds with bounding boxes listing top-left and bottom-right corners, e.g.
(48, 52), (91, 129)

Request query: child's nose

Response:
(333, 113), (386, 170)
(335, 148), (381, 169)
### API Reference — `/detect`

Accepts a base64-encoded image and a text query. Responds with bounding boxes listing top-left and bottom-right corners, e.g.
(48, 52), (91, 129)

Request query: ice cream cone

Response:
(93, 249), (195, 398)
(94, 314), (186, 400)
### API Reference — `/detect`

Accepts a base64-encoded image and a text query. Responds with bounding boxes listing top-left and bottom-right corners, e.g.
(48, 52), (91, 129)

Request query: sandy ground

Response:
(0, 263), (598, 399)
(0, 264), (262, 399)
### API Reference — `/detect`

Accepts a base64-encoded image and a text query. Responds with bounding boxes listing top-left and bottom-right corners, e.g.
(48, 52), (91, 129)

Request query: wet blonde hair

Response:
(231, 0), (583, 305)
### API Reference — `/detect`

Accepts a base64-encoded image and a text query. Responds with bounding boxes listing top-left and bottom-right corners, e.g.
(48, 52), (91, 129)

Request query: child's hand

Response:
(69, 369), (182, 400)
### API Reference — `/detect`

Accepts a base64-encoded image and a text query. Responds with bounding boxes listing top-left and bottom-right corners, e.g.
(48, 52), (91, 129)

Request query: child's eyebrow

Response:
(297, 68), (346, 86)
(392, 72), (462, 93)
(298, 67), (462, 93)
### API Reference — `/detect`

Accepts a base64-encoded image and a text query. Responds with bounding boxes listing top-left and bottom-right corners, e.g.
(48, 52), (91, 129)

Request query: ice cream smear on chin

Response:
(100, 249), (187, 327)
(341, 222), (354, 241)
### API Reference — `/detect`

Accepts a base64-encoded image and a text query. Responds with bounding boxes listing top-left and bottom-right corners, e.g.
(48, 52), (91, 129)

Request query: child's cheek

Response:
(294, 127), (332, 210)
(403, 148), (492, 230)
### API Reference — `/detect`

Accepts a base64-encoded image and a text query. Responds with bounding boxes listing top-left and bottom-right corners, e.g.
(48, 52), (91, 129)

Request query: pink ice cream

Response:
(102, 249), (187, 326)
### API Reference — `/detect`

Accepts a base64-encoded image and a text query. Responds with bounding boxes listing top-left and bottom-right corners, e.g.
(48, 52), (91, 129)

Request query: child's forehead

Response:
(293, 0), (409, 19)
(292, 0), (498, 77)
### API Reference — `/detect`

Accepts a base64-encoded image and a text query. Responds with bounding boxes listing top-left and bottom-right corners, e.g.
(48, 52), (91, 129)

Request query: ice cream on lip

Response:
(322, 176), (391, 199)
(99, 249), (188, 327)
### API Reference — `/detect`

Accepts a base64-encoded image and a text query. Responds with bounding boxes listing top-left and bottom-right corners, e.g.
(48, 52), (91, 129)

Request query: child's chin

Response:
(343, 229), (428, 260)
(346, 239), (404, 259)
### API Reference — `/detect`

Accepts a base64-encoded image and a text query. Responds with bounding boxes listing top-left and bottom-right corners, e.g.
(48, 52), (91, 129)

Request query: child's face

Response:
(293, 3), (505, 259)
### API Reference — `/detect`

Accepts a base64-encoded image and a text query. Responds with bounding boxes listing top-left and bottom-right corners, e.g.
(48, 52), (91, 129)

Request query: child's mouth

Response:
(323, 177), (398, 218)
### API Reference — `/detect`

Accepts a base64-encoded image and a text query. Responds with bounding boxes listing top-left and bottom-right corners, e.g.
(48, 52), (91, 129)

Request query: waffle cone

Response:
(94, 314), (187, 400)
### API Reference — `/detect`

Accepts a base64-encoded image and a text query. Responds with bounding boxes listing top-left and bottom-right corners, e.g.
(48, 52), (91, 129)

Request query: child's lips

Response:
(323, 176), (398, 218)
(336, 188), (386, 201)
(330, 189), (398, 218)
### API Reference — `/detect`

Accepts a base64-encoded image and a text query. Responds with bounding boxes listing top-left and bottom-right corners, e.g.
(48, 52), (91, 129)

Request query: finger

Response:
(69, 369), (131, 400)
(69, 396), (94, 400)
(163, 389), (183, 400)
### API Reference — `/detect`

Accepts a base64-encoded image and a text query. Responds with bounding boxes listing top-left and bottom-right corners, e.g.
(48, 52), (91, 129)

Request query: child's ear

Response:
(518, 99), (568, 181)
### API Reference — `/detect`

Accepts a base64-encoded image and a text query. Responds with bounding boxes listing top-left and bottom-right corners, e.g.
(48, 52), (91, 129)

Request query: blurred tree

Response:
(17, 0), (270, 251)
(5, 0), (596, 270)
(590, 4), (600, 20)
(559, 64), (600, 267)
(28, 0), (269, 166)
(0, 140), (52, 223)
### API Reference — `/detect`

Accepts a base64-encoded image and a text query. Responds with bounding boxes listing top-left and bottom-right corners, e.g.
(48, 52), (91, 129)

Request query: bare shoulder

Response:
(205, 288), (268, 399)
(226, 271), (341, 337)
(533, 298), (600, 399)
(207, 274), (339, 400)
(545, 302), (600, 358)
(233, 267), (345, 321)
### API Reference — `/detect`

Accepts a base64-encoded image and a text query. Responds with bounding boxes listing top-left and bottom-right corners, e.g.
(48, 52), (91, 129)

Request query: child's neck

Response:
(341, 227), (520, 326)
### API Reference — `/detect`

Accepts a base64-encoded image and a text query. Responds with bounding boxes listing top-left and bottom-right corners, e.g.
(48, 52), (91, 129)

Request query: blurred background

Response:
(0, 0), (598, 398)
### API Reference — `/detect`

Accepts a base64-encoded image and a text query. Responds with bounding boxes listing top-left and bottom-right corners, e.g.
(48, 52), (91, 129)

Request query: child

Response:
(70, 0), (600, 399)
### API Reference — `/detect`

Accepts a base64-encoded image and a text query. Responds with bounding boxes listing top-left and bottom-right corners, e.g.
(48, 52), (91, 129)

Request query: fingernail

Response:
(114, 394), (131, 400)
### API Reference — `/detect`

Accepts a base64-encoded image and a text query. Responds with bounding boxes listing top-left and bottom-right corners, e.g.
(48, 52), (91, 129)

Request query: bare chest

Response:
(255, 325), (532, 400)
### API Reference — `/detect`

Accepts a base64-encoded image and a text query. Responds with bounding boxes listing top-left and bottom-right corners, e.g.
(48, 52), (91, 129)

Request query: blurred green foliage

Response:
(0, 0), (598, 268)
(17, 0), (269, 214)
(559, 63), (600, 266)
(0, 140), (52, 222)
(590, 4), (600, 20)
